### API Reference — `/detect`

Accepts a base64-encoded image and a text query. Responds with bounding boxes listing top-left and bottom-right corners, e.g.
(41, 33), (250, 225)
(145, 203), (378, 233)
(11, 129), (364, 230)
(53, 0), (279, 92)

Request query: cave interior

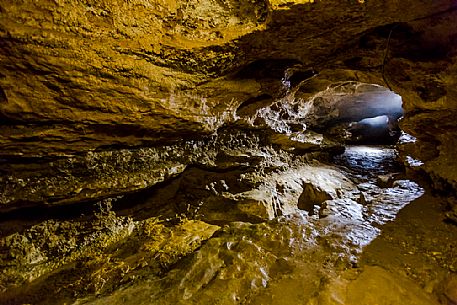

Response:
(1, 1), (457, 304)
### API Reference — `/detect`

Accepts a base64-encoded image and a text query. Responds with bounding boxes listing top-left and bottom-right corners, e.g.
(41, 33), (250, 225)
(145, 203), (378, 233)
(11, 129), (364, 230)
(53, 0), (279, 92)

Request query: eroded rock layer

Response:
(1, 0), (457, 208)
(1, 1), (457, 304)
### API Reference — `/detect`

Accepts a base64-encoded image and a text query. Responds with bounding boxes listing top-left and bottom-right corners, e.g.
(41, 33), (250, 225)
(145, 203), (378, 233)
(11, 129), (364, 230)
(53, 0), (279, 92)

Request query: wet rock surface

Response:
(1, 0), (457, 304)
(0, 0), (457, 194)
(2, 144), (450, 305)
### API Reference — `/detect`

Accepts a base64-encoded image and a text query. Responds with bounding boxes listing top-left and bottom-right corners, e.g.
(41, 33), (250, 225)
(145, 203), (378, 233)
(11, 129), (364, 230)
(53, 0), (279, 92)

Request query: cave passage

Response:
(0, 82), (435, 305)
(346, 89), (403, 145)
(329, 86), (416, 208)
(1, 1), (457, 304)
(330, 84), (404, 145)
(349, 114), (401, 144)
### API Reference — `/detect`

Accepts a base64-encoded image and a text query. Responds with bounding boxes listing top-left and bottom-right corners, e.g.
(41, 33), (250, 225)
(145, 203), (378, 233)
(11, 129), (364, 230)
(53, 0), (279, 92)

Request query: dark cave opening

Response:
(344, 88), (403, 146)
(319, 84), (409, 181)
(337, 85), (404, 146)
(347, 114), (402, 145)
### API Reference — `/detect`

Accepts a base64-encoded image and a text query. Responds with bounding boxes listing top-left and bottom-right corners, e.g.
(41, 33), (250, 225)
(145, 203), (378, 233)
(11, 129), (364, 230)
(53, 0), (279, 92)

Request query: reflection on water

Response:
(406, 156), (424, 167)
(398, 131), (417, 144)
(86, 146), (425, 305)
(332, 145), (401, 177)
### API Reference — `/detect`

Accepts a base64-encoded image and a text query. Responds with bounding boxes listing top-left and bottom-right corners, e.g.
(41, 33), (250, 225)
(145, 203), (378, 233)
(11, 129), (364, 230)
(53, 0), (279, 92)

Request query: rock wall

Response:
(1, 0), (457, 209)
(1, 2), (457, 304)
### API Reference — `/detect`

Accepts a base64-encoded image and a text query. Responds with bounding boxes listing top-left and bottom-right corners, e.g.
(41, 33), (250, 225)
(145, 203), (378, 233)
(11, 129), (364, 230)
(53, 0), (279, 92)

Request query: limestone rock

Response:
(444, 274), (457, 305)
(1, 1), (457, 304)
(313, 266), (441, 305)
(297, 182), (333, 215)
(0, 211), (220, 302)
(268, 131), (340, 153)
(0, 0), (455, 201)
(318, 198), (363, 221)
(376, 174), (396, 188)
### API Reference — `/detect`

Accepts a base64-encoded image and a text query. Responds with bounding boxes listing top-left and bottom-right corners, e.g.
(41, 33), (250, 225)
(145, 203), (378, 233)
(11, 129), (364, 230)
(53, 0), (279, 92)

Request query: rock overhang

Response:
(0, 0), (457, 207)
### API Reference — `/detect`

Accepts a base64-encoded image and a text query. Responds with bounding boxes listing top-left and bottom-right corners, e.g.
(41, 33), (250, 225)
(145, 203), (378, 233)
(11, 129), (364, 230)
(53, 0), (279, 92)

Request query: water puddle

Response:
(332, 145), (401, 178)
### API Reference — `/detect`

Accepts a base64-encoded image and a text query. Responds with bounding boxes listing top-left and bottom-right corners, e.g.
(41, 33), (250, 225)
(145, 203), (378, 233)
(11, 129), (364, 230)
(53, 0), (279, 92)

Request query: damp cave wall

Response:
(0, 0), (457, 209)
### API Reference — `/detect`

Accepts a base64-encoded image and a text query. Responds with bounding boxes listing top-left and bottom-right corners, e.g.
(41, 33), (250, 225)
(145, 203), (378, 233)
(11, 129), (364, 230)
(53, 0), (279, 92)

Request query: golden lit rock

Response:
(0, 0), (457, 304)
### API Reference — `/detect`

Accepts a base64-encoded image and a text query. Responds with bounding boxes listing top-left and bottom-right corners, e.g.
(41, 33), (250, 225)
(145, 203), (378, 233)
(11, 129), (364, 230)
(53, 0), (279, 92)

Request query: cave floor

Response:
(244, 147), (457, 305)
(355, 187), (457, 305)
(303, 177), (457, 305)
(241, 194), (457, 305)
(1, 146), (456, 305)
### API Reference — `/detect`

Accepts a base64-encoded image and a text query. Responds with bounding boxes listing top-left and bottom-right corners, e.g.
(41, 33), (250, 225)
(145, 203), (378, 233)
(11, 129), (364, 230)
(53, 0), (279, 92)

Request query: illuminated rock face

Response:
(1, 2), (457, 304)
(0, 0), (457, 203)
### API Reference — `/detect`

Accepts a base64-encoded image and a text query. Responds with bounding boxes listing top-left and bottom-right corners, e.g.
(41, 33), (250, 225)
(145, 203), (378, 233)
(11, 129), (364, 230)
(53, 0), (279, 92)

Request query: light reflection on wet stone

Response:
(85, 146), (425, 304)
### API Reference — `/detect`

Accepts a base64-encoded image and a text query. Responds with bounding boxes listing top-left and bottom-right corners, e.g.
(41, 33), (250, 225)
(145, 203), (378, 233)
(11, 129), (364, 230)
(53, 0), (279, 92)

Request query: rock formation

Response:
(0, 0), (457, 304)
(1, 0), (456, 207)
